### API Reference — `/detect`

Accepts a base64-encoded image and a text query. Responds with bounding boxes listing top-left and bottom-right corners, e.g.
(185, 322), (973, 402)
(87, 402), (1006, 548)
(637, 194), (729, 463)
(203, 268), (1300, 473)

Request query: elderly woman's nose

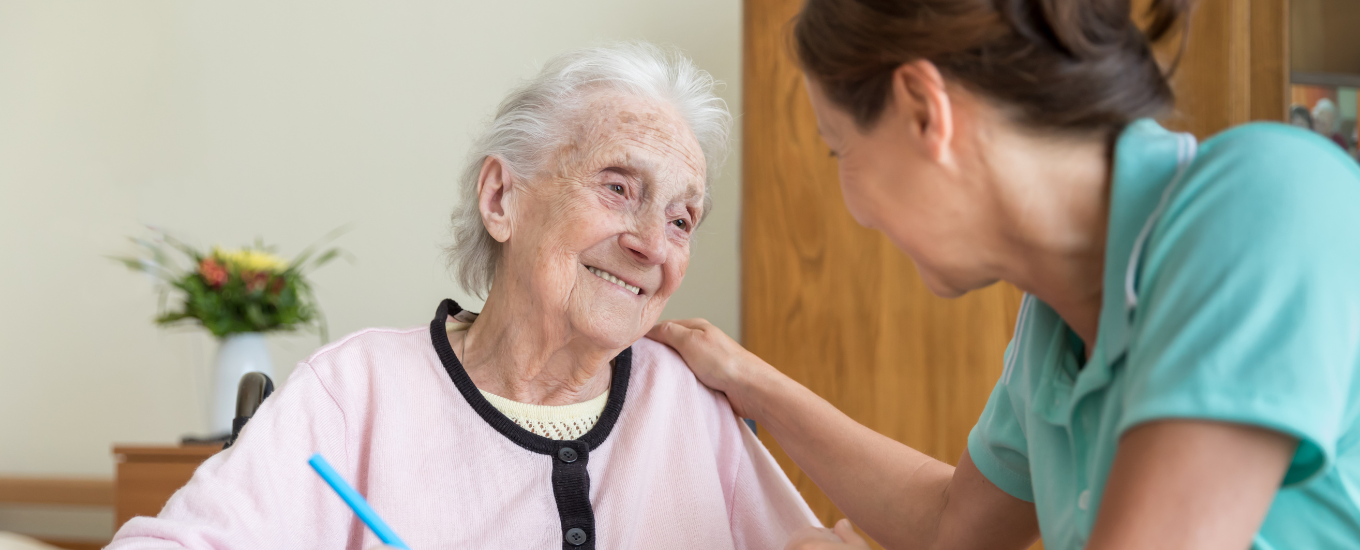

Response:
(619, 223), (669, 265)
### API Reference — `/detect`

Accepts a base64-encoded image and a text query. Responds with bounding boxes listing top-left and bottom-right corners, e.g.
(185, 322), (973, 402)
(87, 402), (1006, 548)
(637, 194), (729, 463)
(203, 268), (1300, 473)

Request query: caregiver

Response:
(649, 0), (1360, 549)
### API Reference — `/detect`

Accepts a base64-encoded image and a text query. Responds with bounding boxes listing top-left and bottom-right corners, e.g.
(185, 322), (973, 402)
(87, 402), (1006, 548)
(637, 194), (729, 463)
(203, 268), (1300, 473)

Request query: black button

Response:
(565, 527), (588, 546)
(558, 447), (578, 463)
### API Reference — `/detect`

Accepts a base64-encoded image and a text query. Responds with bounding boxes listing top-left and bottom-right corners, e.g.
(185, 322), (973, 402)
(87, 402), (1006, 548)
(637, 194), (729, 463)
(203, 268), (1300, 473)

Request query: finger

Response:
(786, 526), (842, 546)
(646, 322), (669, 342)
(647, 320), (691, 346)
(832, 518), (868, 546)
(644, 318), (701, 348)
(662, 318), (714, 331)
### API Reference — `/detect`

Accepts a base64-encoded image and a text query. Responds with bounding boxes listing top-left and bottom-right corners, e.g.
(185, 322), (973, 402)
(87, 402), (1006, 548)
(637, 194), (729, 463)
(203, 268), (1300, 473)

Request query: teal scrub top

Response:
(967, 119), (1360, 549)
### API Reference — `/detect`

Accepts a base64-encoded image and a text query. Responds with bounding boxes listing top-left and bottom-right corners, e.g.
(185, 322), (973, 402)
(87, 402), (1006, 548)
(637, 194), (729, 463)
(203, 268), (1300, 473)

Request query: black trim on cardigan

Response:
(428, 298), (631, 453)
(429, 298), (630, 549)
(552, 439), (595, 549)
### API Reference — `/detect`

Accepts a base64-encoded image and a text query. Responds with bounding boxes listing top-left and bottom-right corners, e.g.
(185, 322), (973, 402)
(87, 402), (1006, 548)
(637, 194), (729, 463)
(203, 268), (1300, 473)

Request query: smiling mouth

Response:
(587, 266), (642, 295)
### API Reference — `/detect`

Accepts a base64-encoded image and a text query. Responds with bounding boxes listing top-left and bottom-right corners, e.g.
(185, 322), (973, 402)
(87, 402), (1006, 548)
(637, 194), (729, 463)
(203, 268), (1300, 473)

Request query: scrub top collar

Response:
(1086, 120), (1198, 395)
(1007, 120), (1198, 427)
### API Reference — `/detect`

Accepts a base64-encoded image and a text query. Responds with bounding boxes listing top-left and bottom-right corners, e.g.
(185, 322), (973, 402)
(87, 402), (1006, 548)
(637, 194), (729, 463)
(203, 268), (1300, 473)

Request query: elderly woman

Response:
(108, 43), (816, 549)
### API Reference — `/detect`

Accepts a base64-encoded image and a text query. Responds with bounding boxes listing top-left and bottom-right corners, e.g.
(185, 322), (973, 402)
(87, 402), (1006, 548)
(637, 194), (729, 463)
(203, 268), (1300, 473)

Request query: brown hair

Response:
(794, 0), (1191, 134)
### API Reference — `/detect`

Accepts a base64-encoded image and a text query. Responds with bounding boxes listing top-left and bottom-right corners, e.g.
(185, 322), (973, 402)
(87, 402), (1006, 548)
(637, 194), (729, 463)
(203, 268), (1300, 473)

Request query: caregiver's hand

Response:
(648, 318), (777, 419)
(786, 519), (871, 550)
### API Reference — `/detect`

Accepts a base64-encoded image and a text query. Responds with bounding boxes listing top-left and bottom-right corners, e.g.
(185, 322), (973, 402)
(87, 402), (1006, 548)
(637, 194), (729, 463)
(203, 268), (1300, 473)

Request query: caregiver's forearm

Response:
(738, 365), (956, 548)
(648, 319), (1035, 547)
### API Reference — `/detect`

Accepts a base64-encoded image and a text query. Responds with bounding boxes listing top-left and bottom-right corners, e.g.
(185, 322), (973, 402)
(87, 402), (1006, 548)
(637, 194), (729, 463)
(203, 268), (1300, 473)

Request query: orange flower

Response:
(199, 258), (228, 287)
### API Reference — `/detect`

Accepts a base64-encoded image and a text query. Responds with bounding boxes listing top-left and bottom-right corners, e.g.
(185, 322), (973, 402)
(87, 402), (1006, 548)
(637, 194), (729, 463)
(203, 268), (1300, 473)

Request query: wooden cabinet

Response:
(112, 446), (219, 530)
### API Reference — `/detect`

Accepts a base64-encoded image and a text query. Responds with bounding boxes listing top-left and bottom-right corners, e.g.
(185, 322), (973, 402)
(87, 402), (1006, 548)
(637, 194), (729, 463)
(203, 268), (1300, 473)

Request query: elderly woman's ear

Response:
(477, 156), (517, 243)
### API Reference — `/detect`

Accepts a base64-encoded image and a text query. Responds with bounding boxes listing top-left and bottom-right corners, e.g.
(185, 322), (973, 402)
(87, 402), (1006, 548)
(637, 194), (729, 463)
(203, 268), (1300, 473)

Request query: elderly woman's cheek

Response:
(675, 251), (689, 281)
(662, 251), (690, 297)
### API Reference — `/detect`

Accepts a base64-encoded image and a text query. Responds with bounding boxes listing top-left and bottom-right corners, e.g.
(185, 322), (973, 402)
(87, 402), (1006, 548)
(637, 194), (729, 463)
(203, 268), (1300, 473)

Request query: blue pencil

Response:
(308, 453), (412, 550)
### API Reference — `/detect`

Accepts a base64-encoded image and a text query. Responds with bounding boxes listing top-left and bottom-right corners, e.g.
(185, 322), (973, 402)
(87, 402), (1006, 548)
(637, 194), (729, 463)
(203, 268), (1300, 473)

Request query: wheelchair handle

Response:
(223, 372), (274, 449)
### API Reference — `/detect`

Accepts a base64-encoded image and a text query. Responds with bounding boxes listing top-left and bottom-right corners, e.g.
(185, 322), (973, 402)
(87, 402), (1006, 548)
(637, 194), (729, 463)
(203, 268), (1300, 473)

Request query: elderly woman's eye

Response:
(672, 219), (688, 231)
(608, 184), (625, 195)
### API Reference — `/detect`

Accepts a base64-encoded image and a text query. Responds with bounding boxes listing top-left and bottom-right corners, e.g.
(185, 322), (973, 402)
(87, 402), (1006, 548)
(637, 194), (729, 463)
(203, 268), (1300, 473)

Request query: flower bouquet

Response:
(114, 227), (346, 342)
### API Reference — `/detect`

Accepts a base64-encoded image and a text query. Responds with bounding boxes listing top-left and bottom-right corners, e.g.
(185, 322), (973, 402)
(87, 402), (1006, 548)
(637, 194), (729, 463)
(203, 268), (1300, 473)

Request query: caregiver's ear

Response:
(477, 155), (516, 243)
(889, 59), (954, 163)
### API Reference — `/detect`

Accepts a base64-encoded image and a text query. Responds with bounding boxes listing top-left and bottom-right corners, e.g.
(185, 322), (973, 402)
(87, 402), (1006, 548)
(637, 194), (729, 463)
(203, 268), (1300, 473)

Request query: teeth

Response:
(588, 267), (641, 295)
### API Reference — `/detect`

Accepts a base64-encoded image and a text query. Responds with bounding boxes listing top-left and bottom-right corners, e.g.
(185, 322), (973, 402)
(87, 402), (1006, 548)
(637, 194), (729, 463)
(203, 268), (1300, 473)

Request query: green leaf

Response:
(288, 223), (354, 273)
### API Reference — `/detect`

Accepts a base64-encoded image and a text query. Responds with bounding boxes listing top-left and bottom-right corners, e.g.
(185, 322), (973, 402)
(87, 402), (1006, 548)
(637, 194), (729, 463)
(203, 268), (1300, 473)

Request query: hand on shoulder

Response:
(647, 318), (778, 420)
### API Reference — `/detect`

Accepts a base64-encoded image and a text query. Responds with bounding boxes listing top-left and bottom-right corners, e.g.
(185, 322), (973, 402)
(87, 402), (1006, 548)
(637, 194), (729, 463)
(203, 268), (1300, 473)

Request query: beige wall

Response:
(0, 0), (742, 480)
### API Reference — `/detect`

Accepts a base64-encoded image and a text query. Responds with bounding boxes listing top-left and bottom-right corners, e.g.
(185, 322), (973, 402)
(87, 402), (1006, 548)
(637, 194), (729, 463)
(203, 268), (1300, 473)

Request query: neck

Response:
(986, 127), (1114, 351)
(454, 281), (616, 406)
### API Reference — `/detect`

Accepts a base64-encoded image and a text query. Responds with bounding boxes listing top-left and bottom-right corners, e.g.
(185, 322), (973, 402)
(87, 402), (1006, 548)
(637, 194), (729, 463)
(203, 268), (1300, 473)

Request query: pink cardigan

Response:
(108, 301), (819, 549)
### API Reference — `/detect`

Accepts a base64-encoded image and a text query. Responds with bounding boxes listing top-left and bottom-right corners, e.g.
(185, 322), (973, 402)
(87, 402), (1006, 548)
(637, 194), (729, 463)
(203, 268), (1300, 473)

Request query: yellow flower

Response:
(213, 247), (289, 273)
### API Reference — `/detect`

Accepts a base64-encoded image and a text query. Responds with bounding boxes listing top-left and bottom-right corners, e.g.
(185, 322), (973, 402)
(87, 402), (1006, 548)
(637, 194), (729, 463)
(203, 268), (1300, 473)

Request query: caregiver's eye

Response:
(608, 184), (625, 195)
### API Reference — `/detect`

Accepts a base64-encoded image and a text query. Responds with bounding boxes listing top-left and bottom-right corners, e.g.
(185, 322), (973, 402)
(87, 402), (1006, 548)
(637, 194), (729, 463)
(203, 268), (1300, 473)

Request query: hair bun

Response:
(794, 0), (1192, 133)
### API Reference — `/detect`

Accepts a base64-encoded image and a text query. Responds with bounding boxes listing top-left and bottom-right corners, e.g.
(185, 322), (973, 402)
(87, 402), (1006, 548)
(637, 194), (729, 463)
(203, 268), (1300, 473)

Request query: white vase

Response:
(211, 333), (274, 435)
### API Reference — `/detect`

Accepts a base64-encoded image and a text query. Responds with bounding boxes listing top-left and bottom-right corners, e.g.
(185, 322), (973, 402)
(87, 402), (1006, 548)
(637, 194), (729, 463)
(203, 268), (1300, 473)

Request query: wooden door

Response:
(1151, 0), (1289, 138)
(741, 0), (1289, 548)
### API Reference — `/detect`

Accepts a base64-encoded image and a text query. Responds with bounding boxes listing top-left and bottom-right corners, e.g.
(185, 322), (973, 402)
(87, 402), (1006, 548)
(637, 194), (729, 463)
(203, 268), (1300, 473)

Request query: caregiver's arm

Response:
(1086, 420), (1294, 550)
(650, 320), (1039, 550)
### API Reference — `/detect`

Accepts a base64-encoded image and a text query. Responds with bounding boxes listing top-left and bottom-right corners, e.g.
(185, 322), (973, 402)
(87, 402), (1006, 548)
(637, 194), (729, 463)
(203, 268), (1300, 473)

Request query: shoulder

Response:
(629, 336), (685, 366)
(627, 336), (735, 415)
(1149, 123), (1360, 269)
(1199, 121), (1350, 161)
(625, 337), (751, 466)
(1200, 121), (1348, 156)
(629, 337), (706, 388)
(300, 325), (436, 386)
(1183, 122), (1360, 205)
(1131, 125), (1360, 347)
(305, 325), (431, 364)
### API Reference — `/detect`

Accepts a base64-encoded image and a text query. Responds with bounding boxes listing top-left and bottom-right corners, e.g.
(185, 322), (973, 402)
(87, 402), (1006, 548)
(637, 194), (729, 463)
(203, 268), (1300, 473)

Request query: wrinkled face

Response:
(805, 77), (987, 298)
(502, 92), (706, 349)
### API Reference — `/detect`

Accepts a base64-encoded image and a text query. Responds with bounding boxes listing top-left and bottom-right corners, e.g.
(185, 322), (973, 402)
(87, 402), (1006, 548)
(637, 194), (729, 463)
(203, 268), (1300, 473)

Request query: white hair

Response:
(1313, 98), (1339, 134)
(447, 42), (732, 298)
